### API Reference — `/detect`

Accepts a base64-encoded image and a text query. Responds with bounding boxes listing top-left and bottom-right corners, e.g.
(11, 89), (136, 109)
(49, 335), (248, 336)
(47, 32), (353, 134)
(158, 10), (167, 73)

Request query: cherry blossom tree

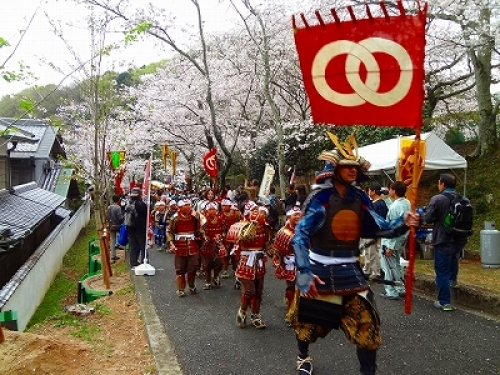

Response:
(431, 0), (500, 156)
(83, 0), (254, 191)
(61, 0), (500, 199)
(55, 8), (144, 228)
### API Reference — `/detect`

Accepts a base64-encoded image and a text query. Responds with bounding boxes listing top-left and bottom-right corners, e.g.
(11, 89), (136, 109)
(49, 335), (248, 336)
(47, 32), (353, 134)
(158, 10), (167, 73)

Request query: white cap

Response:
(205, 202), (218, 211)
(286, 205), (302, 216)
(177, 199), (190, 207)
(243, 201), (258, 216)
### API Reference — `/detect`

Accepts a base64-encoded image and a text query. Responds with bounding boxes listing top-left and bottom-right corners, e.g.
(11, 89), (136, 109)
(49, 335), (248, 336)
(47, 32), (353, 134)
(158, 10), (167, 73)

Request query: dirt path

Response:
(0, 270), (157, 375)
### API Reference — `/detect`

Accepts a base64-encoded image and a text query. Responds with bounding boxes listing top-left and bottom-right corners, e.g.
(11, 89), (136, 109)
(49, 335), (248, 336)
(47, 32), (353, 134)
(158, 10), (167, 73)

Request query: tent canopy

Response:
(358, 132), (467, 175)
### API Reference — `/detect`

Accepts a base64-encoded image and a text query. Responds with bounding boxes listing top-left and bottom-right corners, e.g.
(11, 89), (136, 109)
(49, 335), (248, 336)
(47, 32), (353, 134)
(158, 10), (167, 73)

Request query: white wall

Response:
(0, 199), (91, 331)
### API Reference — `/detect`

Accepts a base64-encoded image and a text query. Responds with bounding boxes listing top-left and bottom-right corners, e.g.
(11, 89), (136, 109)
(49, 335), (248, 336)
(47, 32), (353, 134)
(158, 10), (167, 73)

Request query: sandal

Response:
(296, 356), (313, 375)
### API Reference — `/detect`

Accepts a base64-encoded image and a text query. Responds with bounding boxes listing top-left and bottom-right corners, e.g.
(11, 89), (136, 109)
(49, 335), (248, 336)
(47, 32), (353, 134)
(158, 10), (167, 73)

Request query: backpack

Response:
(124, 200), (138, 227)
(442, 192), (474, 237)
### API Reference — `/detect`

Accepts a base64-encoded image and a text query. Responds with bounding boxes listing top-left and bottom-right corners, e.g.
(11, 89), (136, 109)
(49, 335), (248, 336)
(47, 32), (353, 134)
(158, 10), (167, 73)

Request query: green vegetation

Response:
(27, 225), (95, 329)
(415, 259), (500, 294)
(451, 142), (500, 256)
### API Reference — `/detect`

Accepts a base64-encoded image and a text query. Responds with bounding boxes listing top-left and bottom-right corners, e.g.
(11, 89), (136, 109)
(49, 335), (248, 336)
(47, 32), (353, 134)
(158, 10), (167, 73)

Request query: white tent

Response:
(358, 132), (467, 176)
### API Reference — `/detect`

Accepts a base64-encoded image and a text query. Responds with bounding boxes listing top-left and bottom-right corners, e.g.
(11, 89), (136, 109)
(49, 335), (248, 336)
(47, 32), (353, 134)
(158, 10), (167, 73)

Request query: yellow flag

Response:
(398, 139), (426, 203)
(162, 143), (169, 169)
(171, 150), (177, 177)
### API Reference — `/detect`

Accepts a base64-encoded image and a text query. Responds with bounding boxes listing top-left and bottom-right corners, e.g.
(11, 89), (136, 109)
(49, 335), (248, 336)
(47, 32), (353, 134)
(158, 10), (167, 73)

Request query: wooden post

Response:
(99, 229), (112, 289)
(0, 324), (5, 344)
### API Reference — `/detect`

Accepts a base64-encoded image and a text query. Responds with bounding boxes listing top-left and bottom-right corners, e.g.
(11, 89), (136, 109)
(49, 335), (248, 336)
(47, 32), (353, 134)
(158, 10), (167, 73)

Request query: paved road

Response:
(143, 249), (500, 375)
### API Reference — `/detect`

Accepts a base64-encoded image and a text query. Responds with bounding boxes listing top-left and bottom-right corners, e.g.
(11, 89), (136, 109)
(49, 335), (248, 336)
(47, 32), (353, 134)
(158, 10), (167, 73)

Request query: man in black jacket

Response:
(127, 187), (148, 268)
(423, 173), (468, 311)
(283, 184), (298, 212)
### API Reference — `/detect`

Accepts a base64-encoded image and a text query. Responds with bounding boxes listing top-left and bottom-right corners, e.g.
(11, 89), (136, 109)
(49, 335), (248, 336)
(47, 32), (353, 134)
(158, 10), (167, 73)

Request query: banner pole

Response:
(405, 127), (422, 314)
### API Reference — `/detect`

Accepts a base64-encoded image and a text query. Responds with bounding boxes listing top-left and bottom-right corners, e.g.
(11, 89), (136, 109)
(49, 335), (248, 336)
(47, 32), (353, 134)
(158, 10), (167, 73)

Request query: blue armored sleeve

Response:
(292, 189), (328, 293)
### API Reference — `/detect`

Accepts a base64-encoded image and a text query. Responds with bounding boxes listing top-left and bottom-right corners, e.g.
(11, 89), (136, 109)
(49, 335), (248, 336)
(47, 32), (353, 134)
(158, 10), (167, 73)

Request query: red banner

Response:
(293, 1), (427, 127)
(202, 148), (218, 178)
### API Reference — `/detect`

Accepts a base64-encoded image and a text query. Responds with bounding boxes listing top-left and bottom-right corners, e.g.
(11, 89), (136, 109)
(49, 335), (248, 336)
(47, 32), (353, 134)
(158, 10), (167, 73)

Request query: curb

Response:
(132, 272), (184, 375)
(414, 273), (500, 316)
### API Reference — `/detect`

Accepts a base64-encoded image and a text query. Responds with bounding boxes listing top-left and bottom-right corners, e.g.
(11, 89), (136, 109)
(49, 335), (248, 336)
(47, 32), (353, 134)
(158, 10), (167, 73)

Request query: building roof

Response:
(0, 182), (69, 253)
(0, 117), (65, 159)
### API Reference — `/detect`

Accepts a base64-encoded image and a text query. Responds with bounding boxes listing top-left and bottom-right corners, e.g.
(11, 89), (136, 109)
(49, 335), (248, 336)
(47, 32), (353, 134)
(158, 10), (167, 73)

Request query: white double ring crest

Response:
(312, 37), (413, 107)
(204, 154), (217, 171)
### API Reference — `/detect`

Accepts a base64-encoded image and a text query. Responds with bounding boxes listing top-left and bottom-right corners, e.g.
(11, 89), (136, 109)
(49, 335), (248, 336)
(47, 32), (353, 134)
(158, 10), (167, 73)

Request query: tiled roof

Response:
(14, 182), (66, 207)
(0, 117), (59, 159)
(0, 182), (67, 252)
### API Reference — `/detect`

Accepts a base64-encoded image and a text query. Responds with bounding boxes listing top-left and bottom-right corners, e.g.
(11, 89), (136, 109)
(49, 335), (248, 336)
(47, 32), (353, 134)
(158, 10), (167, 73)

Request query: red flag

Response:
(293, 1), (427, 127)
(202, 148), (218, 178)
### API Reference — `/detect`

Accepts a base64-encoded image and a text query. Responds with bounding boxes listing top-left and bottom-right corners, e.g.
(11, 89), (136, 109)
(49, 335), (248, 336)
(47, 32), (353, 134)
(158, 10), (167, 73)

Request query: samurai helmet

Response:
(316, 132), (371, 183)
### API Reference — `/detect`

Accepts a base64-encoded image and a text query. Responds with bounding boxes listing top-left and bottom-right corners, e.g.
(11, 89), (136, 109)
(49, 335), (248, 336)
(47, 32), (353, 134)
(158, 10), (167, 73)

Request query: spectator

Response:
(153, 201), (168, 251)
(361, 182), (388, 277)
(296, 184), (308, 209)
(379, 181), (410, 300)
(235, 185), (249, 214)
(268, 185), (278, 209)
(244, 178), (259, 202)
(423, 173), (467, 311)
(283, 184), (298, 212)
(125, 187), (148, 268)
(106, 194), (124, 262)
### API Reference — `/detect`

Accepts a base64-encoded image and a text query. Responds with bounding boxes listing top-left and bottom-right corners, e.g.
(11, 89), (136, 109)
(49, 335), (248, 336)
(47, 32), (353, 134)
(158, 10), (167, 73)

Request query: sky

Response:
(0, 0), (236, 98)
(1, 1), (498, 98)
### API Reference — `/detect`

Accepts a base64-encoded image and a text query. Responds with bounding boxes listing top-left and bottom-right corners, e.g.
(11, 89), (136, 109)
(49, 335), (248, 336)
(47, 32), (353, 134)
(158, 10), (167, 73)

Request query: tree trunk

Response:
(468, 5), (497, 157)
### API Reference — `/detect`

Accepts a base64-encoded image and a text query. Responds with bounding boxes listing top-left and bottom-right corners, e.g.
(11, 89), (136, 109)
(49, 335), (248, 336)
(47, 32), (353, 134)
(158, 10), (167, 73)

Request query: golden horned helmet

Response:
(318, 132), (371, 172)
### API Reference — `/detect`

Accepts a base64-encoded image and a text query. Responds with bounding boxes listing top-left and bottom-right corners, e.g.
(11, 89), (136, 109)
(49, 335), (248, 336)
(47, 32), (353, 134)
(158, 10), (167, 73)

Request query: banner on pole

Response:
(162, 143), (169, 169)
(107, 150), (125, 171)
(258, 163), (276, 199)
(170, 150), (178, 178)
(289, 166), (296, 185)
(397, 138), (425, 204)
(202, 148), (218, 179)
(293, 1), (427, 127)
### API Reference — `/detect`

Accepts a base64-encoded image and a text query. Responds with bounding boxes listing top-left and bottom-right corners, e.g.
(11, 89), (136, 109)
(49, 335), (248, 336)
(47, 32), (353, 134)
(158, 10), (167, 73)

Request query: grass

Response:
(25, 217), (128, 358)
(414, 258), (500, 294)
(27, 219), (98, 330)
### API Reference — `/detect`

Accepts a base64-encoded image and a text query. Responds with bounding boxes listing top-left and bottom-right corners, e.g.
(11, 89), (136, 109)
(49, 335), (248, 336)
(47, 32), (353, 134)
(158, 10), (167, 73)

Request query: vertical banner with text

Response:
(258, 163), (276, 199)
